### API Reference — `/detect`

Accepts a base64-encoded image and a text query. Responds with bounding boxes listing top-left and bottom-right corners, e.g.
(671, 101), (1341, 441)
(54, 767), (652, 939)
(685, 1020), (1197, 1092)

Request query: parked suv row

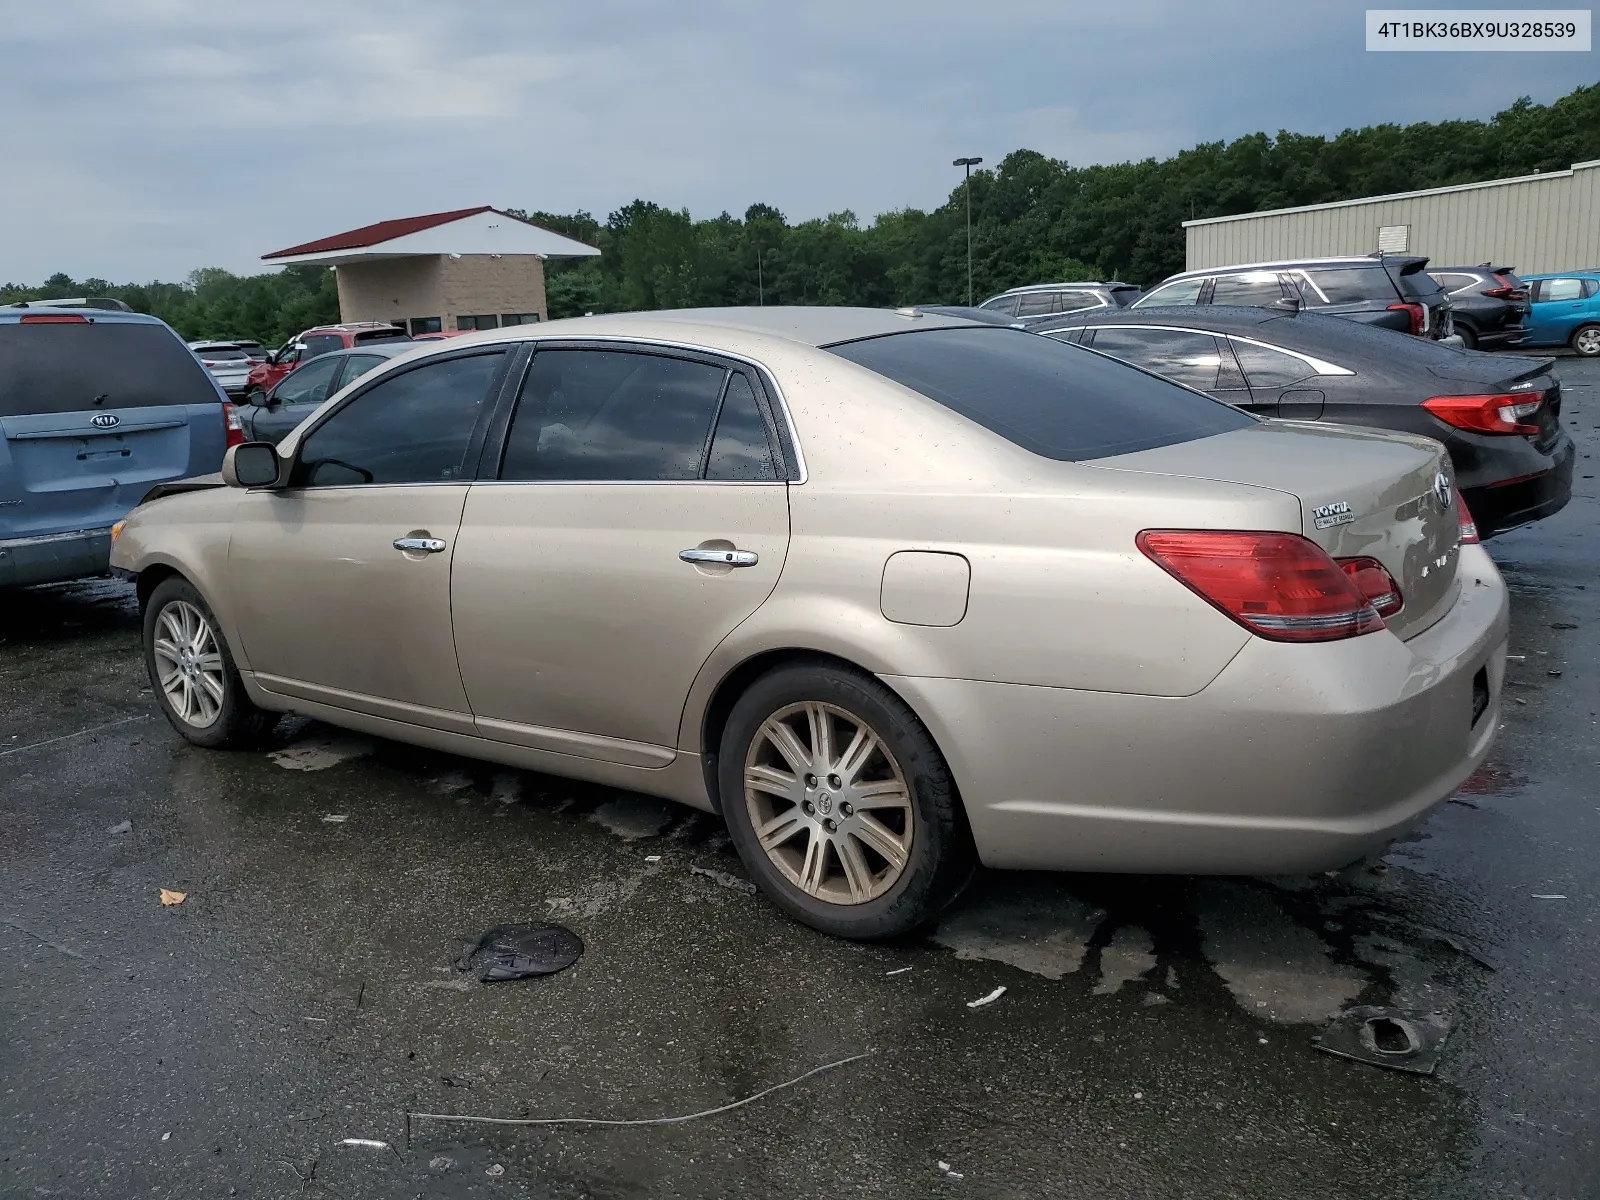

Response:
(1134, 255), (1456, 342)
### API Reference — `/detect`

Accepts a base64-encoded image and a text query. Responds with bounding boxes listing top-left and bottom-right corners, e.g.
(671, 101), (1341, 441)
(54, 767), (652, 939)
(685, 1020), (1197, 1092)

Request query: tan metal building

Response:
(1184, 159), (1600, 274)
(263, 207), (600, 335)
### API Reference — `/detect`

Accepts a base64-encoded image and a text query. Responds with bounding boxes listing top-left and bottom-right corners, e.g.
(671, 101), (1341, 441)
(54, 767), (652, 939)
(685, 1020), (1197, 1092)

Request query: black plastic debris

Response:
(1314, 1007), (1452, 1075)
(457, 923), (584, 983)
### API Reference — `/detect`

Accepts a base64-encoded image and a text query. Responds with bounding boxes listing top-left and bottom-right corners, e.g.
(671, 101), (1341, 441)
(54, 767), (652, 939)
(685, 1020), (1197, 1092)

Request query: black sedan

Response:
(1035, 305), (1574, 539)
(238, 343), (413, 445)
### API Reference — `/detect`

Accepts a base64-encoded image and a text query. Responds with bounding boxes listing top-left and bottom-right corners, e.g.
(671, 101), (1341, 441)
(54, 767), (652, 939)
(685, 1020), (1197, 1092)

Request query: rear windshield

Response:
(354, 329), (411, 344)
(195, 347), (248, 361)
(1395, 266), (1446, 301)
(0, 320), (220, 416)
(826, 326), (1254, 462)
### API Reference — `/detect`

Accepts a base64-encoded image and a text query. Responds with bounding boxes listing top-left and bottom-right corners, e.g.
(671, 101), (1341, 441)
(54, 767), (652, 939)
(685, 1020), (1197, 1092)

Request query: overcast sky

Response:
(3, 0), (1594, 283)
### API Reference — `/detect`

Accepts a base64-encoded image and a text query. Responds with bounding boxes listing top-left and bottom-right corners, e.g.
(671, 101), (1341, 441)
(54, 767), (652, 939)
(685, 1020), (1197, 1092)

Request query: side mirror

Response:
(1273, 295), (1303, 313)
(222, 442), (283, 489)
(250, 388), (273, 407)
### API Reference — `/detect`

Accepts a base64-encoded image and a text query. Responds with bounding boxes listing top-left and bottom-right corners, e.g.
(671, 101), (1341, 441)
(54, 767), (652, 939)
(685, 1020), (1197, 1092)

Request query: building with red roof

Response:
(263, 207), (600, 334)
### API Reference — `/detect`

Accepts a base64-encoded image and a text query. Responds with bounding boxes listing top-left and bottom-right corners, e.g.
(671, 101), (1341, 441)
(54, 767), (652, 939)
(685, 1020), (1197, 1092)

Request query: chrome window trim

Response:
(1045, 323), (1353, 377)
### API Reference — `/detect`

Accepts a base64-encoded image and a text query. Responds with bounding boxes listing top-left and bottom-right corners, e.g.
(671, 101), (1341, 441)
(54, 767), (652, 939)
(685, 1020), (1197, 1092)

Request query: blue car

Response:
(1521, 272), (1600, 358)
(0, 307), (233, 587)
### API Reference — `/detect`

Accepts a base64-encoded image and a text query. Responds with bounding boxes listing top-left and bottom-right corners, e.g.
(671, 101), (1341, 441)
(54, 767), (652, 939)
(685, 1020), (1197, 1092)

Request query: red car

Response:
(245, 322), (411, 398)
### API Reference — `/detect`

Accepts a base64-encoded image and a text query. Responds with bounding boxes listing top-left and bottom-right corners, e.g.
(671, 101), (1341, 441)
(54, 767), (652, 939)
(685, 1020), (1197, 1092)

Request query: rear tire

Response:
(143, 576), (274, 749)
(1571, 324), (1600, 358)
(718, 662), (974, 940)
(1455, 324), (1477, 351)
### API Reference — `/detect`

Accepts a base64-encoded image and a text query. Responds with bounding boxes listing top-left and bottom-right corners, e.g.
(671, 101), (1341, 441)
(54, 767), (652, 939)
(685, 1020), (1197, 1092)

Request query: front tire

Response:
(1571, 324), (1600, 358)
(718, 662), (973, 939)
(1455, 324), (1477, 350)
(143, 576), (274, 748)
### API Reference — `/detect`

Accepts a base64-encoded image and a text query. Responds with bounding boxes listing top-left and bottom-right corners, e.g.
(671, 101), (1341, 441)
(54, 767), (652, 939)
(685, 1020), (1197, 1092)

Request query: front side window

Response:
(301, 334), (344, 359)
(1131, 277), (1204, 308)
(1228, 340), (1315, 389)
(827, 326), (1253, 462)
(272, 355), (343, 406)
(1208, 273), (1288, 307)
(1086, 327), (1224, 391)
(500, 349), (730, 482)
(292, 351), (505, 487)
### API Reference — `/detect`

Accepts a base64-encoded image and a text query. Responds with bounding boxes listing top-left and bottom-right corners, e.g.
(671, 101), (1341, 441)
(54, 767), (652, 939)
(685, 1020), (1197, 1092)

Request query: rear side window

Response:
(827, 327), (1253, 462)
(0, 321), (220, 416)
(1014, 293), (1056, 316)
(500, 349), (730, 481)
(302, 334), (344, 359)
(1085, 327), (1224, 391)
(1303, 267), (1396, 305)
(978, 296), (1018, 316)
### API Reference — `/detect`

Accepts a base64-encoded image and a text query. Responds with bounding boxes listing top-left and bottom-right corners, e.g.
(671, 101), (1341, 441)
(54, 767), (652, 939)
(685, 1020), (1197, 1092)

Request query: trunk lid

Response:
(1098, 422), (1461, 640)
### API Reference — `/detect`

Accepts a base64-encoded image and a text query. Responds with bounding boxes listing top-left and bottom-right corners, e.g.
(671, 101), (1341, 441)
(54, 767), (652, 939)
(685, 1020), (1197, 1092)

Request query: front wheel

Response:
(143, 576), (274, 748)
(1455, 324), (1477, 350)
(1572, 324), (1600, 358)
(718, 663), (973, 939)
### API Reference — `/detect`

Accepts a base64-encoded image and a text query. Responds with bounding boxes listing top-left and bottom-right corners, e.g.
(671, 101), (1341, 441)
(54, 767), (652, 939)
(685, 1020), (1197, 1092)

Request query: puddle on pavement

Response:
(267, 734), (374, 772)
(931, 887), (1104, 980)
(589, 796), (678, 841)
(1093, 926), (1156, 996)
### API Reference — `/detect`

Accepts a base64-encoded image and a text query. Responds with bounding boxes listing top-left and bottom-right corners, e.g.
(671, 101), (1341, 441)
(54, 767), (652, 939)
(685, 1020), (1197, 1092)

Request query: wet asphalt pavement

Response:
(2, 360), (1596, 1200)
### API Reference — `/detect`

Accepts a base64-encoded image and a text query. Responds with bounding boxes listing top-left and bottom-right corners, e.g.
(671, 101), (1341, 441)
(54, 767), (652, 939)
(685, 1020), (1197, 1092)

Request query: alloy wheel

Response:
(743, 701), (914, 905)
(1575, 327), (1600, 357)
(152, 600), (226, 728)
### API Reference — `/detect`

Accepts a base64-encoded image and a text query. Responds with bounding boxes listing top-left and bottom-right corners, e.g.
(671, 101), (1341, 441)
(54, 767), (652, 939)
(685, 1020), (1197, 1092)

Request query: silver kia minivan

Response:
(0, 307), (233, 587)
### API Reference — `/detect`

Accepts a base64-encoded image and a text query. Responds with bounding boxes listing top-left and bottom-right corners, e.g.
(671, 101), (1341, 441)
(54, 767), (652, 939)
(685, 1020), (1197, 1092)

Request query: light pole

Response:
(952, 156), (982, 306)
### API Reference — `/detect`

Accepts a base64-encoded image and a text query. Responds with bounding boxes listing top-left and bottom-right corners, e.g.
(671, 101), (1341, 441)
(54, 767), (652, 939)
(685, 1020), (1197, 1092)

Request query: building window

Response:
(501, 313), (542, 326)
(457, 315), (500, 331)
(1377, 225), (1408, 254)
(409, 316), (442, 335)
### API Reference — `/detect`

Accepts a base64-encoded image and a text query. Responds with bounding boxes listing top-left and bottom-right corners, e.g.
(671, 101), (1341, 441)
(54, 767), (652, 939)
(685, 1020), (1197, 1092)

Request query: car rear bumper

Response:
(887, 550), (1508, 875)
(0, 526), (113, 588)
(1462, 432), (1575, 538)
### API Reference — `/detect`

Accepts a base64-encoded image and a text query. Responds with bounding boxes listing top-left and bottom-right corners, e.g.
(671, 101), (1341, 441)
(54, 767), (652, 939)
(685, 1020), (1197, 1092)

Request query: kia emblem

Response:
(90, 413), (120, 428)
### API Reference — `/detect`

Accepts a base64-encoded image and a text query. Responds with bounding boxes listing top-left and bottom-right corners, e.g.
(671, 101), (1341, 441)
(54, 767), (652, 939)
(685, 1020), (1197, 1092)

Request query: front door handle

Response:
(680, 547), (759, 567)
(394, 537), (447, 554)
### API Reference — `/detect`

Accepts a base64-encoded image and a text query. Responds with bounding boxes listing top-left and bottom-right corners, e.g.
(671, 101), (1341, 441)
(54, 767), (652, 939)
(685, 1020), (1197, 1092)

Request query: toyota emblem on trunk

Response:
(90, 413), (120, 428)
(1433, 471), (1452, 510)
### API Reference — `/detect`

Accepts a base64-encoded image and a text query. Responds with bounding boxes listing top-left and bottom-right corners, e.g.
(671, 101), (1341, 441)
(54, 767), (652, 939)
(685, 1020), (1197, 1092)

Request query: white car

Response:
(187, 341), (253, 397)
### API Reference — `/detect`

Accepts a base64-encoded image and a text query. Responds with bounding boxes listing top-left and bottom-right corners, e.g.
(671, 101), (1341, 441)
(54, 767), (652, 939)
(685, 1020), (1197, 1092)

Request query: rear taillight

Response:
(1422, 392), (1542, 436)
(1484, 274), (1526, 300)
(222, 402), (245, 448)
(20, 313), (89, 324)
(1137, 530), (1385, 643)
(1387, 302), (1426, 335)
(1456, 492), (1480, 544)
(1336, 557), (1404, 618)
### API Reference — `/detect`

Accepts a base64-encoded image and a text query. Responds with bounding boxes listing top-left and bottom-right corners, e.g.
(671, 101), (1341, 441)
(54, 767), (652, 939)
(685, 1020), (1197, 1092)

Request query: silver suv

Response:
(977, 282), (1142, 326)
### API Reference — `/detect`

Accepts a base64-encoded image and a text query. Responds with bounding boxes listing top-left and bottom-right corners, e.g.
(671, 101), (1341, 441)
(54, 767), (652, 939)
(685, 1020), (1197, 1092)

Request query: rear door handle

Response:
(680, 547), (758, 567)
(394, 537), (447, 554)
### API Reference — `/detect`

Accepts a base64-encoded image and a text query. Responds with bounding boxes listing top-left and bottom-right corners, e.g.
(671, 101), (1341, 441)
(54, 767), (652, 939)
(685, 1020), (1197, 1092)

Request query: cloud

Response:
(2, 0), (1593, 282)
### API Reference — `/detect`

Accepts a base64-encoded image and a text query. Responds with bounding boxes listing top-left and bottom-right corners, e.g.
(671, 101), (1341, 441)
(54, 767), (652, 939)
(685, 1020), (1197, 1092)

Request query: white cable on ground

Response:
(408, 1050), (873, 1130)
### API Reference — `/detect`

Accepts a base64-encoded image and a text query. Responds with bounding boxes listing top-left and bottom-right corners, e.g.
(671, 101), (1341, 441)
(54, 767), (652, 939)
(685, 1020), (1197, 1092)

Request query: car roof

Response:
(0, 308), (169, 327)
(1158, 256), (1421, 282)
(303, 321), (407, 334)
(189, 340), (243, 349)
(469, 306), (988, 349)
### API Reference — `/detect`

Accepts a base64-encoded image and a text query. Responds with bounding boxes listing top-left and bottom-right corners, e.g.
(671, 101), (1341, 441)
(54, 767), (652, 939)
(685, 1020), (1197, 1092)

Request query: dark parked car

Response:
(1135, 255), (1456, 342)
(0, 309), (235, 587)
(238, 343), (413, 444)
(1428, 265), (1530, 350)
(1037, 305), (1573, 538)
(977, 282), (1141, 325)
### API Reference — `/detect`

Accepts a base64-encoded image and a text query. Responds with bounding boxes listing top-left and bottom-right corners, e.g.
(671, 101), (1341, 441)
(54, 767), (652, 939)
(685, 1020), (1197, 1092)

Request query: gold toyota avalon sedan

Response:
(110, 308), (1508, 939)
